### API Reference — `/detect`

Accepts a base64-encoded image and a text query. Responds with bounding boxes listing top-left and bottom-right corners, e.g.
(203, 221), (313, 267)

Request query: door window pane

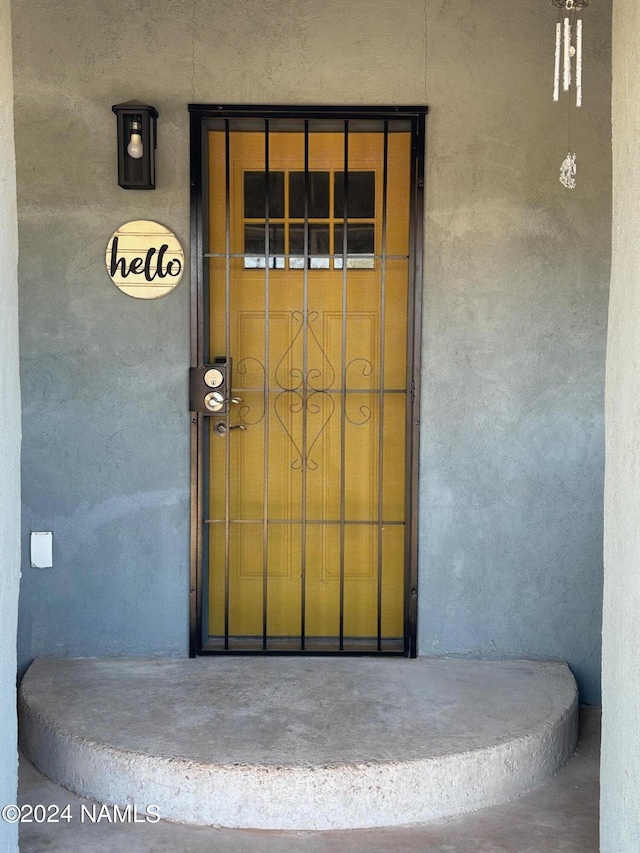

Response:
(244, 224), (285, 268)
(244, 223), (285, 255)
(334, 223), (375, 269)
(244, 171), (285, 218)
(289, 224), (330, 269)
(289, 172), (330, 218)
(334, 172), (375, 218)
(334, 223), (374, 254)
(290, 224), (330, 255)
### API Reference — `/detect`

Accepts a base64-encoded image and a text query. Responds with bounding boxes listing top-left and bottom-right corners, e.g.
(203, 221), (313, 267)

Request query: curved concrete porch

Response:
(18, 657), (578, 830)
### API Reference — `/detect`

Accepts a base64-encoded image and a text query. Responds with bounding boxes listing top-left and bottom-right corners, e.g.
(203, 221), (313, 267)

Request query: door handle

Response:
(203, 393), (243, 413)
(214, 421), (247, 437)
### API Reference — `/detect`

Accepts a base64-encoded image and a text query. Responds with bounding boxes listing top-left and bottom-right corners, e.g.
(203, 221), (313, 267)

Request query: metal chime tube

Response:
(576, 17), (583, 107)
(553, 21), (562, 101)
(563, 16), (571, 92)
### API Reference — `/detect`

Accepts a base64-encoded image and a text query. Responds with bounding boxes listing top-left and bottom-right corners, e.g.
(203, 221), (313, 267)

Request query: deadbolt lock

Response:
(203, 367), (225, 389)
(189, 356), (237, 414)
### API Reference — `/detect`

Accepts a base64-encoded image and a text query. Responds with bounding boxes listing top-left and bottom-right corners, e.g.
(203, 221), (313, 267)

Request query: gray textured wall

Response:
(601, 0), (640, 848)
(13, 0), (610, 703)
(0, 0), (21, 849)
(419, 3), (611, 705)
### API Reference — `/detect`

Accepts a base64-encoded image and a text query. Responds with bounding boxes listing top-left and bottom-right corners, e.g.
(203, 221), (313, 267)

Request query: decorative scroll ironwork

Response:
(345, 358), (373, 425)
(271, 311), (376, 470)
(275, 311), (335, 392)
(236, 357), (266, 425)
(233, 314), (374, 469)
(274, 389), (336, 471)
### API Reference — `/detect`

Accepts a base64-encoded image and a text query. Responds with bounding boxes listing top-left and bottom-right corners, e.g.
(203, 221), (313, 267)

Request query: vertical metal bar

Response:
(377, 122), (389, 651)
(262, 121), (270, 651)
(189, 110), (204, 656)
(224, 119), (231, 650)
(301, 121), (310, 650)
(191, 412), (203, 655)
(405, 114), (426, 658)
(339, 121), (349, 651)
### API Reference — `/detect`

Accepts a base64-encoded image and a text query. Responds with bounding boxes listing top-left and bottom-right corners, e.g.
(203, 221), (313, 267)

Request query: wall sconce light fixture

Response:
(111, 100), (158, 190)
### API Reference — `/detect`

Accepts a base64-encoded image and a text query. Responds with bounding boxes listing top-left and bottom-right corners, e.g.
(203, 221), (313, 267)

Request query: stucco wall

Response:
(0, 0), (21, 849)
(419, 3), (611, 705)
(601, 0), (640, 848)
(12, 0), (610, 703)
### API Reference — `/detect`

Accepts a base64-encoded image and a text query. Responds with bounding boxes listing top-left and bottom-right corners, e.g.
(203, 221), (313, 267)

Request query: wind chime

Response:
(552, 0), (589, 189)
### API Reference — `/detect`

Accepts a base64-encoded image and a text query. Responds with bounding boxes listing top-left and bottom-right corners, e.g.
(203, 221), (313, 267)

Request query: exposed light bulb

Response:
(127, 121), (144, 159)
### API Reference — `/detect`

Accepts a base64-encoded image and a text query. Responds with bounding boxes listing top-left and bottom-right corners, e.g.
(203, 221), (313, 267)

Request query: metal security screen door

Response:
(189, 106), (425, 656)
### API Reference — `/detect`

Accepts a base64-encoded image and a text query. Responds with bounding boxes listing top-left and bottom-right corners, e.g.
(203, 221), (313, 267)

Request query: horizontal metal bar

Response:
(205, 518), (405, 525)
(204, 252), (410, 260)
(243, 219), (376, 224)
(189, 103), (429, 117)
(224, 387), (406, 394)
(204, 635), (403, 648)
(199, 648), (405, 657)
(244, 218), (376, 221)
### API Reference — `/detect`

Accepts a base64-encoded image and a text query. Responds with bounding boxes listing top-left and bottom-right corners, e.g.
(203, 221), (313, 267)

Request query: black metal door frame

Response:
(188, 105), (427, 657)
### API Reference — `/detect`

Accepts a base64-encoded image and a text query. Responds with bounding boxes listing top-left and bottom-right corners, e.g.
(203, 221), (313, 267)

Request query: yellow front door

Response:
(202, 116), (416, 652)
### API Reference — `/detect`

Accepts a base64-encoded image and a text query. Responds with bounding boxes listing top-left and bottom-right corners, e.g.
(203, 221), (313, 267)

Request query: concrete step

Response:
(18, 657), (578, 830)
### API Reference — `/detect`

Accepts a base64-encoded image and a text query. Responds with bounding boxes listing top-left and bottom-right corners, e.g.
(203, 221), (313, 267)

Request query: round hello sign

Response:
(106, 220), (184, 299)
